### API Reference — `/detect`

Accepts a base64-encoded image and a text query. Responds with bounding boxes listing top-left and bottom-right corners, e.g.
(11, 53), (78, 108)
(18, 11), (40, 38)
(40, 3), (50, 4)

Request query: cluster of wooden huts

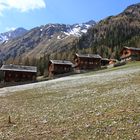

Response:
(48, 53), (104, 76)
(0, 46), (140, 84)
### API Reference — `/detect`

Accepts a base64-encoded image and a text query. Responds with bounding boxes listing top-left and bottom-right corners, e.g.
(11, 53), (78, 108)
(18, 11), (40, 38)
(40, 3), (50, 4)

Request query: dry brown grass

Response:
(0, 62), (140, 139)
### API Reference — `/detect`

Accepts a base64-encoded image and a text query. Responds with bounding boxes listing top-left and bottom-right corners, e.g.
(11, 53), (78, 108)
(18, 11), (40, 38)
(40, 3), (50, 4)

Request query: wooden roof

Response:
(123, 47), (140, 51)
(0, 64), (37, 73)
(75, 53), (102, 59)
(101, 58), (109, 61)
(49, 60), (73, 66)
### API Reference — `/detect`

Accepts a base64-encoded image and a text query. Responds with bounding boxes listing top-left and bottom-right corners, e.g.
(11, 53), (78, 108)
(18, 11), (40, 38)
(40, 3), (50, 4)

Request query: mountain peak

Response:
(85, 20), (96, 25)
(125, 3), (140, 10)
(123, 3), (140, 17)
(15, 27), (27, 32)
(0, 27), (28, 43)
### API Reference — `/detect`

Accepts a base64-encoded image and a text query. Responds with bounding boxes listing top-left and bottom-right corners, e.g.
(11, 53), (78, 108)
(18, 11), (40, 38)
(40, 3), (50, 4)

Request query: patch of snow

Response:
(75, 24), (80, 28)
(62, 23), (93, 37)
(0, 35), (8, 42)
(64, 36), (69, 39)
(68, 27), (81, 36)
(5, 40), (8, 43)
(57, 36), (61, 40)
(8, 33), (11, 37)
(85, 24), (91, 28)
(63, 32), (70, 36)
(47, 24), (55, 29)
(81, 29), (87, 33)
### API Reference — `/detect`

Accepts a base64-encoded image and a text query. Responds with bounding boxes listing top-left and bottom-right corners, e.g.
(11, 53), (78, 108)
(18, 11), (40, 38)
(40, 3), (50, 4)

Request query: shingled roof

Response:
(124, 47), (140, 51)
(49, 60), (73, 65)
(101, 58), (109, 61)
(0, 64), (37, 73)
(75, 53), (102, 59)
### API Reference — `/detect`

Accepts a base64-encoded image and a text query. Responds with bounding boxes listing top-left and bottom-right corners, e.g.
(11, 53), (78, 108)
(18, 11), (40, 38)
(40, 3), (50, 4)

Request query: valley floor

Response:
(0, 62), (140, 139)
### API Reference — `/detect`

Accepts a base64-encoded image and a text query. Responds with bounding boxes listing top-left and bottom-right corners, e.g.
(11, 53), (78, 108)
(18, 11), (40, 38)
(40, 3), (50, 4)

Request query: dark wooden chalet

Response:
(0, 64), (37, 82)
(120, 47), (140, 61)
(74, 53), (102, 70)
(48, 60), (73, 77)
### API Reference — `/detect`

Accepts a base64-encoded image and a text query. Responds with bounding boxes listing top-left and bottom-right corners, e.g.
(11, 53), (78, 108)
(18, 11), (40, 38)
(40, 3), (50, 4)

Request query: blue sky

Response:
(0, 0), (139, 32)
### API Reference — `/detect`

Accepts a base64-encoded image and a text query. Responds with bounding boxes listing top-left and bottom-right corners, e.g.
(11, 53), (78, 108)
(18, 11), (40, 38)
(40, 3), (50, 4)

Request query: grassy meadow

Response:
(0, 62), (140, 140)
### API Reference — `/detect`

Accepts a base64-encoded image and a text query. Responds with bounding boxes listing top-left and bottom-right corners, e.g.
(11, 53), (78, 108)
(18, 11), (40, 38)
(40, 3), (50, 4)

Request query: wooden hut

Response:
(48, 60), (73, 77)
(0, 64), (37, 82)
(74, 53), (101, 71)
(120, 47), (140, 61)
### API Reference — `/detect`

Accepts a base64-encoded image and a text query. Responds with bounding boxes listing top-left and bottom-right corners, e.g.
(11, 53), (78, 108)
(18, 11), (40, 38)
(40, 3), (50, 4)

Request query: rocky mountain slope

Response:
(0, 28), (28, 43)
(0, 20), (95, 62)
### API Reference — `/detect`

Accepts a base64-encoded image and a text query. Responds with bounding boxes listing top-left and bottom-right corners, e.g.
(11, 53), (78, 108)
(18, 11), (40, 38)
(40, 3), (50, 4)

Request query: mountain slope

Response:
(0, 21), (95, 62)
(77, 3), (140, 58)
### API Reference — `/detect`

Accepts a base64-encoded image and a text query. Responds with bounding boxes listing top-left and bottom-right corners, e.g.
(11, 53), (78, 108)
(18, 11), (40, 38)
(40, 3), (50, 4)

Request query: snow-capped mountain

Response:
(36, 20), (96, 40)
(64, 20), (96, 37)
(0, 28), (28, 43)
(0, 20), (96, 61)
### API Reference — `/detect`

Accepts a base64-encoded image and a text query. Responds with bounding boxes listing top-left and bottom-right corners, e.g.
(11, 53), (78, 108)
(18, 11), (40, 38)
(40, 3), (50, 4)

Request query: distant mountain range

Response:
(0, 20), (96, 61)
(0, 28), (28, 43)
(0, 3), (140, 64)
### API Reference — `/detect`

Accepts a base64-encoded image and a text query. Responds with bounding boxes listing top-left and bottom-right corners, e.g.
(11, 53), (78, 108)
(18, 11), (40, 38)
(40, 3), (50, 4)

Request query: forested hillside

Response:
(77, 3), (140, 59)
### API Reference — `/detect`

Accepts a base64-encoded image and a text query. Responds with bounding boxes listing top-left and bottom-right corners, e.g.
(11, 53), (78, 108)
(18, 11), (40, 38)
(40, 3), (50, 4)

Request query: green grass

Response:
(0, 62), (140, 139)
